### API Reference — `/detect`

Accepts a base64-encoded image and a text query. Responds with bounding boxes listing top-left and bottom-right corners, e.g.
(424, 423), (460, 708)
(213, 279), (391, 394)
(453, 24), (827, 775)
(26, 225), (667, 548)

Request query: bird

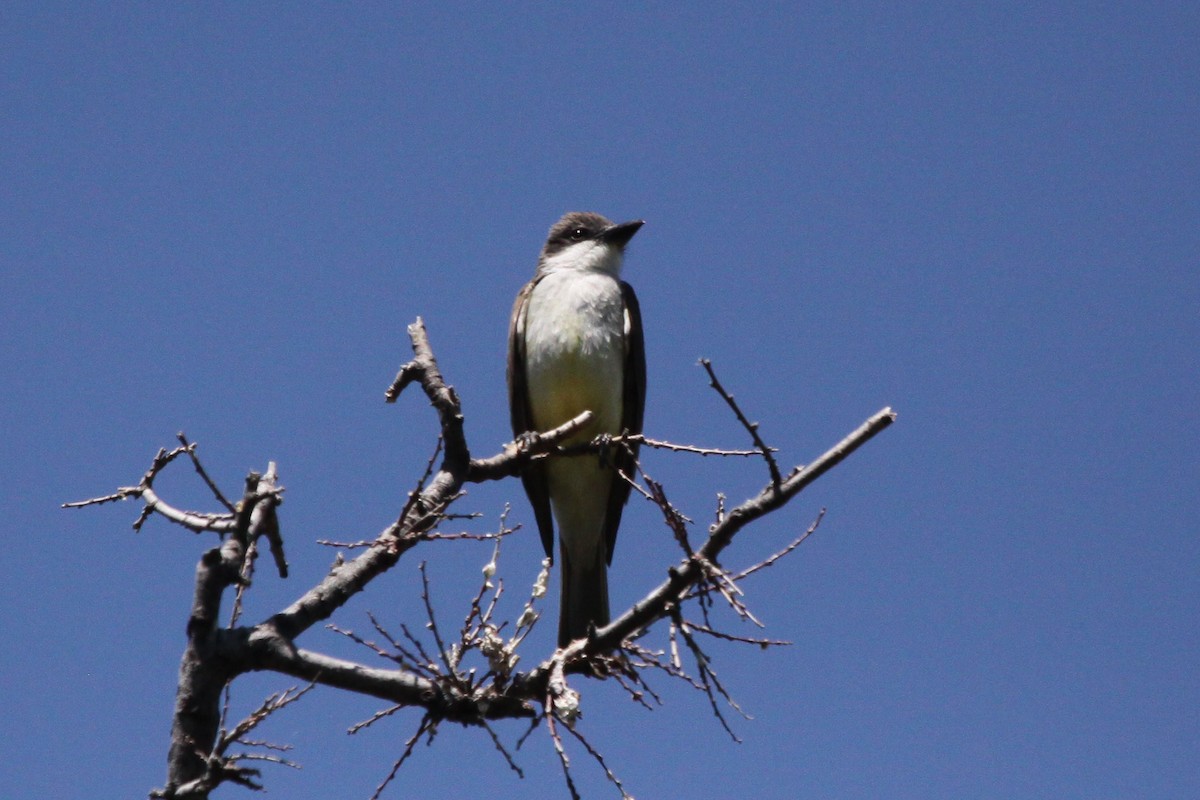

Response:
(507, 211), (646, 648)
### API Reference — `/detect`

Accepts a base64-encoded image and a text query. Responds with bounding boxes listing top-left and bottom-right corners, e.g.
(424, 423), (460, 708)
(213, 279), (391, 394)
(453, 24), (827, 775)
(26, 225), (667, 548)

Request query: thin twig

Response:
(348, 704), (404, 735)
(546, 710), (582, 800)
(681, 622), (791, 648)
(700, 359), (782, 489)
(177, 432), (236, 512)
(418, 562), (459, 686)
(727, 509), (826, 583)
(316, 538), (377, 549)
(671, 613), (746, 742)
(614, 433), (769, 457)
(368, 715), (434, 800)
(481, 719), (525, 778)
(397, 436), (444, 526)
(559, 721), (633, 799)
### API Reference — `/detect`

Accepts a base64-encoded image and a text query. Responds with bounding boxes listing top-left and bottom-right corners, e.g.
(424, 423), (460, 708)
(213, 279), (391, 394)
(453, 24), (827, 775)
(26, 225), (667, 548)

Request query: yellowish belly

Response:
(524, 273), (625, 442)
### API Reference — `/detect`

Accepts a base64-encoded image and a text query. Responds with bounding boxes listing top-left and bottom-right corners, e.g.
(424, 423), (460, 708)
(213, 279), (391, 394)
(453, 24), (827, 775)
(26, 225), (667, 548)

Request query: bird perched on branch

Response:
(508, 211), (646, 648)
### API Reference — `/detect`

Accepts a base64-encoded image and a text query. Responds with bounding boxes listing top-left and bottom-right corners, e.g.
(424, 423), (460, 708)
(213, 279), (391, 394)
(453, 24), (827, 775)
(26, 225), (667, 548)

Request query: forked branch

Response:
(67, 317), (894, 799)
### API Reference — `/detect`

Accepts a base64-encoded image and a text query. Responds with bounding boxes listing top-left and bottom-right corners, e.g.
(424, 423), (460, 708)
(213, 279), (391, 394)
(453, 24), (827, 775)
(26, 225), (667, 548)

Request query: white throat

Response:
(540, 240), (624, 278)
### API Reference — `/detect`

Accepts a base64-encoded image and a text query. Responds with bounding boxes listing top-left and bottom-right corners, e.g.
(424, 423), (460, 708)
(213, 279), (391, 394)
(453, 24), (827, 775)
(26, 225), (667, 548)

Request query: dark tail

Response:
(558, 544), (609, 648)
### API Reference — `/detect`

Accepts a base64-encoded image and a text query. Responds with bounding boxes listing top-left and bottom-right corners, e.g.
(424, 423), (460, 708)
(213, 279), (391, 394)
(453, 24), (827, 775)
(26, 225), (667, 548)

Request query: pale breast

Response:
(523, 271), (626, 439)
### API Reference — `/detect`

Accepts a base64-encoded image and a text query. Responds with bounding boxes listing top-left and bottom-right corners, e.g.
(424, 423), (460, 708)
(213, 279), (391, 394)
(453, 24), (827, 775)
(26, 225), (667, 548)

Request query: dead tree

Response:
(66, 318), (895, 799)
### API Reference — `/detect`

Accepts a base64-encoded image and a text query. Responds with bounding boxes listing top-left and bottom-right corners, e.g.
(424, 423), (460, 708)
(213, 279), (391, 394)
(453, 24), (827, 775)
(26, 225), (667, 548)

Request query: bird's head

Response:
(538, 211), (644, 276)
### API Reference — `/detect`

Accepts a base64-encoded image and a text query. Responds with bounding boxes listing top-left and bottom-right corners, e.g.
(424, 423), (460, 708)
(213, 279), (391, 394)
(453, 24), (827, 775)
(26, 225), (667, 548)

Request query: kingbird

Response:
(508, 211), (646, 648)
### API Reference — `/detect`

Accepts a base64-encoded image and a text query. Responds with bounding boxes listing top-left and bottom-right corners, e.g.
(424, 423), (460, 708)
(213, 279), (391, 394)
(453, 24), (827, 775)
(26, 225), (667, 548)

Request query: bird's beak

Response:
(599, 219), (644, 249)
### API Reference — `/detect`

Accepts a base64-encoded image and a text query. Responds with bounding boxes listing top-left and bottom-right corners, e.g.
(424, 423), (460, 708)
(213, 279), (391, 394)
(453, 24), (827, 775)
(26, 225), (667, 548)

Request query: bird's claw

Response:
(595, 433), (613, 467)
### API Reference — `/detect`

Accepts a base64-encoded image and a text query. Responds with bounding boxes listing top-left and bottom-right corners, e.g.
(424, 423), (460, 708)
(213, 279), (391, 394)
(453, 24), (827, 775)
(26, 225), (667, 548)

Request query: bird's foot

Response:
(594, 433), (613, 467)
(515, 430), (540, 452)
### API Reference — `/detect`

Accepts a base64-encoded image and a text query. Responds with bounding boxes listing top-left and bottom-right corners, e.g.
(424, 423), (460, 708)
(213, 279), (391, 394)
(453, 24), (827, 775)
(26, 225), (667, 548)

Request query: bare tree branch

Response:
(516, 405), (895, 673)
(68, 316), (895, 799)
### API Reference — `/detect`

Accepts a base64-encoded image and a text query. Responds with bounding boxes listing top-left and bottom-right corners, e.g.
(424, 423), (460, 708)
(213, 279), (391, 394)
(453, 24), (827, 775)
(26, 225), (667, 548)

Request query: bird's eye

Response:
(569, 228), (587, 241)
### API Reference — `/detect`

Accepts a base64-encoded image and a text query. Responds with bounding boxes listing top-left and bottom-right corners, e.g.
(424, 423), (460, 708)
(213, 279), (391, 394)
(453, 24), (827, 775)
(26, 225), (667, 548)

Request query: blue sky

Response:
(3, 3), (1197, 798)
